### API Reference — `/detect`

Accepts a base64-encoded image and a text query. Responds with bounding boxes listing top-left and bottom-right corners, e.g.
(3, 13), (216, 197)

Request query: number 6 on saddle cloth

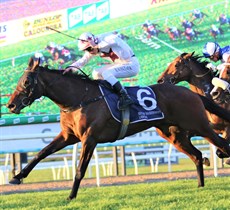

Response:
(100, 86), (164, 123)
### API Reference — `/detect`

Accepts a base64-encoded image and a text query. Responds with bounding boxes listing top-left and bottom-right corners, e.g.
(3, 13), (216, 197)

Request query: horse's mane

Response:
(39, 65), (109, 88)
(183, 53), (209, 70)
(40, 66), (96, 83)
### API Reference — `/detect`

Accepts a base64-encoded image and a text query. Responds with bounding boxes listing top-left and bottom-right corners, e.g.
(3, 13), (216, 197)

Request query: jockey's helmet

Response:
(34, 52), (43, 58)
(48, 42), (56, 48)
(202, 42), (220, 58)
(78, 32), (98, 51)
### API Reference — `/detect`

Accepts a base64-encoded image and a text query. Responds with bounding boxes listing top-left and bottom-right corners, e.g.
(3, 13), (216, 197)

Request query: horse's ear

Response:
(28, 57), (34, 68)
(28, 57), (39, 72)
(191, 51), (195, 56)
(180, 52), (187, 58)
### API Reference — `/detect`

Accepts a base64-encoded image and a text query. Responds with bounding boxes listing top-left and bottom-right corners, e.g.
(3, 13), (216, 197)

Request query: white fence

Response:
(0, 129), (218, 185)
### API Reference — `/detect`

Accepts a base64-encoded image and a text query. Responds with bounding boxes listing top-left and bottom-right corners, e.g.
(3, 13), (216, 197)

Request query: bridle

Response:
(178, 56), (212, 78)
(15, 70), (39, 106)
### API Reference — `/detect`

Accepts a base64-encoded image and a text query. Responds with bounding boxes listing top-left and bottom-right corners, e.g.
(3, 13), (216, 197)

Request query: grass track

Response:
(1, 177), (230, 210)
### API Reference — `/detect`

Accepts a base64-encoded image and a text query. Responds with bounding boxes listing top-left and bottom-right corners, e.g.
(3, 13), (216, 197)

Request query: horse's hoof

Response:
(216, 149), (228, 158)
(203, 157), (210, 166)
(67, 196), (75, 201)
(9, 178), (21, 185)
(198, 184), (204, 188)
(224, 158), (230, 165)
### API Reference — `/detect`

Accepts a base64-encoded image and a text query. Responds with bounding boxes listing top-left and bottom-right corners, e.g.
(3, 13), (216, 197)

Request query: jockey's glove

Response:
(216, 63), (225, 72)
(206, 63), (217, 71)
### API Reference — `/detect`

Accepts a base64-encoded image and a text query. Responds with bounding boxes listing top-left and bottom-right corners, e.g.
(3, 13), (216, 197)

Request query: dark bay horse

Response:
(7, 58), (230, 200)
(157, 52), (230, 164)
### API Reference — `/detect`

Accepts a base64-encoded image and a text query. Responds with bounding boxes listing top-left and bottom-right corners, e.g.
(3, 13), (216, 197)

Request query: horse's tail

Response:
(199, 94), (230, 122)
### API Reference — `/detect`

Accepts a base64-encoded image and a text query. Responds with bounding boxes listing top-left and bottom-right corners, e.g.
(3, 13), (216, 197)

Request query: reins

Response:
(194, 68), (212, 78)
(180, 56), (211, 78)
(60, 66), (106, 112)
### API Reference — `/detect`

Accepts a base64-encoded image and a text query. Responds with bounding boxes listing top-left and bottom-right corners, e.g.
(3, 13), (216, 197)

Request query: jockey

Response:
(33, 52), (46, 66)
(184, 28), (196, 41)
(218, 14), (230, 25)
(64, 32), (140, 110)
(203, 42), (230, 93)
(210, 24), (220, 34)
(182, 19), (194, 29)
(193, 9), (202, 19)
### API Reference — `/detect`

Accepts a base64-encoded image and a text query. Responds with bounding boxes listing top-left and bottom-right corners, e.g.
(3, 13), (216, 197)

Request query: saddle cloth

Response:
(99, 86), (164, 124)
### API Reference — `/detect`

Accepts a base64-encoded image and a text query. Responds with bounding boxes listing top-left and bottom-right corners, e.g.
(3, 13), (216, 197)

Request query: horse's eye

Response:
(24, 79), (31, 87)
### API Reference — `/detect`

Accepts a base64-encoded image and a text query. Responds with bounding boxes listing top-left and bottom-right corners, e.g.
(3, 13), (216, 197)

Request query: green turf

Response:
(1, 0), (229, 117)
(1, 177), (230, 209)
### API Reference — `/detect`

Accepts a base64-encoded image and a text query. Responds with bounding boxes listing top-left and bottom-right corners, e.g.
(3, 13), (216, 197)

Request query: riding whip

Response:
(46, 26), (87, 42)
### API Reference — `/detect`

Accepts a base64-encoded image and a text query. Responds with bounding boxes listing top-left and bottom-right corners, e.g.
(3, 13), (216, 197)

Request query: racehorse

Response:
(191, 10), (208, 24)
(218, 14), (230, 26)
(7, 58), (230, 200)
(45, 44), (79, 65)
(210, 57), (230, 103)
(165, 27), (182, 41)
(210, 25), (224, 39)
(157, 52), (230, 164)
(142, 23), (164, 38)
(183, 28), (202, 41)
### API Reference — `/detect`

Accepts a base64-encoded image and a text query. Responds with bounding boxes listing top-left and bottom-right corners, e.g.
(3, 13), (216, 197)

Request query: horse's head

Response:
(6, 58), (43, 114)
(157, 52), (194, 84)
(157, 52), (214, 97)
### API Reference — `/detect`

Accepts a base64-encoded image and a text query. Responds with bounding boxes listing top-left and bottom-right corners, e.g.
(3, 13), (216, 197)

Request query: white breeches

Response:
(210, 77), (230, 96)
(92, 57), (140, 86)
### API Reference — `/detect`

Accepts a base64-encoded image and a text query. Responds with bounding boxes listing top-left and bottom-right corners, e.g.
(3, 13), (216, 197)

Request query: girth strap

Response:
(117, 107), (130, 140)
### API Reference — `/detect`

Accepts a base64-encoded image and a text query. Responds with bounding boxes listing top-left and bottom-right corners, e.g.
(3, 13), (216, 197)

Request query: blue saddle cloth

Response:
(99, 86), (164, 124)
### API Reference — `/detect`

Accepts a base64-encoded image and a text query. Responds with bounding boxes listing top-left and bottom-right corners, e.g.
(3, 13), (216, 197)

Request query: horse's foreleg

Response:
(221, 128), (230, 165)
(203, 127), (230, 158)
(68, 136), (96, 200)
(10, 132), (76, 184)
(157, 127), (204, 187)
(173, 139), (204, 187)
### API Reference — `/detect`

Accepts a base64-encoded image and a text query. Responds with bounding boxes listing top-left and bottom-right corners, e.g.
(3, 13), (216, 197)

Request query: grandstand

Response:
(1, 0), (229, 117)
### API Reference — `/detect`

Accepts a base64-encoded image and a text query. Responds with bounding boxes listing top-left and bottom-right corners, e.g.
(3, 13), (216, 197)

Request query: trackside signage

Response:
(0, 10), (68, 47)
(0, 123), (61, 154)
(0, 114), (60, 126)
(0, 115), (166, 154)
(67, 0), (110, 29)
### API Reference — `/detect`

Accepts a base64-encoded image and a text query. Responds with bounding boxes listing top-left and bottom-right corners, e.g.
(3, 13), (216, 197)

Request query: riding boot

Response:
(113, 81), (133, 110)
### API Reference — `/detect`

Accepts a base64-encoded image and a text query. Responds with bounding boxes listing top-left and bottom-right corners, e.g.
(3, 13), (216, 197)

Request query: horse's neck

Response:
(189, 68), (214, 96)
(40, 71), (96, 110)
(190, 84), (204, 95)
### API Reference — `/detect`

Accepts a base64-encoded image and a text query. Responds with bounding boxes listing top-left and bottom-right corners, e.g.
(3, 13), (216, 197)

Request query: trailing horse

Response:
(211, 57), (230, 103)
(157, 52), (230, 163)
(7, 58), (230, 200)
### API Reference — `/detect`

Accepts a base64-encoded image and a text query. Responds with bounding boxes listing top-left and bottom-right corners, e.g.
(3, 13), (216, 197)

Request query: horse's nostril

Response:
(6, 103), (16, 109)
(157, 79), (164, 84)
